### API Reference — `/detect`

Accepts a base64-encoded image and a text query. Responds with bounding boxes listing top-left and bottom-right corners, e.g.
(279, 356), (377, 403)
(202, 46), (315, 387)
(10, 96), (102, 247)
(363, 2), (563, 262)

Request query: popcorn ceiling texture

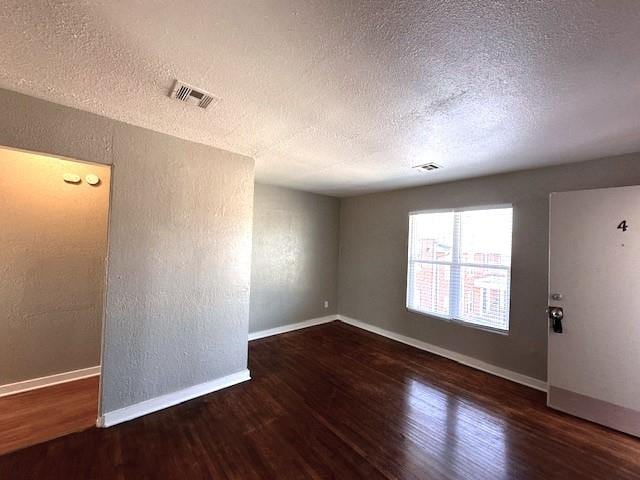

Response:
(0, 88), (255, 414)
(1, 1), (640, 196)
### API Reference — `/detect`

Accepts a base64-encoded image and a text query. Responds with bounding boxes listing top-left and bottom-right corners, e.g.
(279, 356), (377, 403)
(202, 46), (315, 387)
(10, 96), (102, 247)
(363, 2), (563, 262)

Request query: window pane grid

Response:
(407, 207), (512, 332)
(407, 261), (451, 317)
(410, 259), (510, 270)
(457, 266), (511, 330)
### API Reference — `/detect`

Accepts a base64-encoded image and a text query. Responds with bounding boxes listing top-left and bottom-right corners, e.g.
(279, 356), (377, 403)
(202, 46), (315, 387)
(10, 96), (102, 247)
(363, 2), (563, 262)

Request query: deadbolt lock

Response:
(548, 306), (564, 333)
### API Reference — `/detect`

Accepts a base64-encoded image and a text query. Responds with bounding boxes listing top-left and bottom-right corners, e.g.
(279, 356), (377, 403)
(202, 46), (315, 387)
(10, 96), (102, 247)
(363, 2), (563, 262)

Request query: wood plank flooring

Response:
(1, 321), (640, 479)
(0, 375), (99, 456)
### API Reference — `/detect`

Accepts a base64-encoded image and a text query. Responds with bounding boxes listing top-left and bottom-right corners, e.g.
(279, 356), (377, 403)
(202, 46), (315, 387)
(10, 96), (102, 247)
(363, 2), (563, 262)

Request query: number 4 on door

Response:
(617, 220), (628, 232)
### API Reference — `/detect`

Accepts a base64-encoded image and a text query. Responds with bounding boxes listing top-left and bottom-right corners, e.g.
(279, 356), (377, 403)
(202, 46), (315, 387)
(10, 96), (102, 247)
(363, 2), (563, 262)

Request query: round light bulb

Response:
(86, 174), (100, 185)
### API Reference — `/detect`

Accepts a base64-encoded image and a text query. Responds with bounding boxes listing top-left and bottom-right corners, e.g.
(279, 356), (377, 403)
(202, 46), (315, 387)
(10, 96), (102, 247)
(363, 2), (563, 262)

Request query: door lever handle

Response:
(548, 306), (564, 333)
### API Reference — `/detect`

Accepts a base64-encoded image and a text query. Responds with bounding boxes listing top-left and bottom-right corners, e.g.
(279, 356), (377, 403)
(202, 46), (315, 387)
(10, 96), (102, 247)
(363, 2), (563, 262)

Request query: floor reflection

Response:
(402, 378), (509, 479)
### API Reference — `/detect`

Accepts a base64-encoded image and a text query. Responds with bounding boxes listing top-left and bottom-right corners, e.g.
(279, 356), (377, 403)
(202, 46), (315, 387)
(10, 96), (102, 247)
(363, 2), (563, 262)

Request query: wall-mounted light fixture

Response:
(63, 173), (81, 184)
(86, 174), (100, 186)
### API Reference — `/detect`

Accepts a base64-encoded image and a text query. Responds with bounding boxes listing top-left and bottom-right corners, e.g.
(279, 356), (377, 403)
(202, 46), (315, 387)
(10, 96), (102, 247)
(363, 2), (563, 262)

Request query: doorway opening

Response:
(0, 146), (111, 454)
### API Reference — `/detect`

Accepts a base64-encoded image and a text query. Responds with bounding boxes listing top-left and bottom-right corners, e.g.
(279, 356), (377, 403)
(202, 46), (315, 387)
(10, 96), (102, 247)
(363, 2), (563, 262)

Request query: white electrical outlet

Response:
(323, 300), (329, 309)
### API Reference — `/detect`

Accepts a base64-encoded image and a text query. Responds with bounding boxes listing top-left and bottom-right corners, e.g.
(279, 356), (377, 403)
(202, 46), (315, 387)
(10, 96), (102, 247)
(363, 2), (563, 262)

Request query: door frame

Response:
(0, 144), (114, 425)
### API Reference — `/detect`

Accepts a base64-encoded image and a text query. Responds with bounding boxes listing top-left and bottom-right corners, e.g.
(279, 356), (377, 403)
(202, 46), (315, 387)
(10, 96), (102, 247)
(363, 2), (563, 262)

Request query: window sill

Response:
(406, 307), (510, 336)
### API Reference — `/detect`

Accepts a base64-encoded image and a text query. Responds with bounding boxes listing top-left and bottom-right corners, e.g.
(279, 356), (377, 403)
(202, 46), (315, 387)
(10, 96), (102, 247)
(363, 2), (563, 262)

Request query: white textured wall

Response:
(0, 88), (254, 414)
(250, 184), (339, 332)
(102, 124), (254, 411)
(338, 154), (640, 381)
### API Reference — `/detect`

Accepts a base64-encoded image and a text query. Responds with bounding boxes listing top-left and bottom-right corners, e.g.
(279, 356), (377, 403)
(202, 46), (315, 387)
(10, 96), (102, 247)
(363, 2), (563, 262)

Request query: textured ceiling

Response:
(1, 1), (640, 196)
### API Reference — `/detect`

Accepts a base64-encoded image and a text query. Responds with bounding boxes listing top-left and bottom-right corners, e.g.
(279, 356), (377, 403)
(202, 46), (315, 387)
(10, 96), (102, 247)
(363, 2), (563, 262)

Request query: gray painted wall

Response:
(0, 149), (110, 384)
(338, 154), (640, 381)
(0, 88), (254, 414)
(250, 184), (339, 333)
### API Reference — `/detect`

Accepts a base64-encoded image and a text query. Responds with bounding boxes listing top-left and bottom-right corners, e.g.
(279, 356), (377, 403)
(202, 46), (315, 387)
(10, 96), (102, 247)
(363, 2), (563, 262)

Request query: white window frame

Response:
(406, 204), (513, 334)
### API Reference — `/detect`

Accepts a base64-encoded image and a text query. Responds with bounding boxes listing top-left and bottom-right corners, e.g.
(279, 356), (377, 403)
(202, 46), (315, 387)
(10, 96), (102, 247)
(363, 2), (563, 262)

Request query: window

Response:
(406, 206), (513, 332)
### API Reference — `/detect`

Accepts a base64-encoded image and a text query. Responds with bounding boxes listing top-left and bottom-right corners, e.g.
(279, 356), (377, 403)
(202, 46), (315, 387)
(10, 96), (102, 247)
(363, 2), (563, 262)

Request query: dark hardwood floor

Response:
(0, 376), (99, 456)
(1, 321), (639, 479)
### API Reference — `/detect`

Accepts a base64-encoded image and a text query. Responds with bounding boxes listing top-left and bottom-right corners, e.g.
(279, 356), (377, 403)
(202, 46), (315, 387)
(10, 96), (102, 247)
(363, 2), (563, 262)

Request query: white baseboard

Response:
(249, 315), (337, 341)
(97, 369), (251, 428)
(0, 365), (101, 398)
(338, 315), (547, 392)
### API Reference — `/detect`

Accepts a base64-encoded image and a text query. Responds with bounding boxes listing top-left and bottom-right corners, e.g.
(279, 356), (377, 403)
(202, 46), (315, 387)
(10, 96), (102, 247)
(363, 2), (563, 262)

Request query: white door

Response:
(548, 185), (640, 436)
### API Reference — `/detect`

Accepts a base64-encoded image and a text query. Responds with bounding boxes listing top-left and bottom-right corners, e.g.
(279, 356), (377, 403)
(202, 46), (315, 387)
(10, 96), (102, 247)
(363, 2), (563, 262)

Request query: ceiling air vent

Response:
(169, 80), (220, 109)
(413, 162), (442, 172)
